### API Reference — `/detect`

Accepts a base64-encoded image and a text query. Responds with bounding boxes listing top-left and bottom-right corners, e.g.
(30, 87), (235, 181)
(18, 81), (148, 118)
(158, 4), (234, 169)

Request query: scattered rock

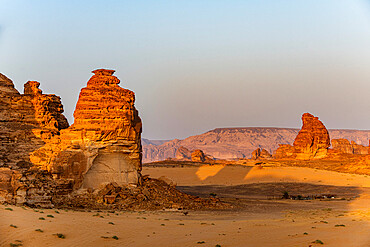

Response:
(251, 148), (272, 160)
(53, 176), (229, 210)
(191, 150), (206, 162)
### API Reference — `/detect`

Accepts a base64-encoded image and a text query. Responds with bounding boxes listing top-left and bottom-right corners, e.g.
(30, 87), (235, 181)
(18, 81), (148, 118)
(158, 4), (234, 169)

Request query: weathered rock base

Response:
(53, 176), (229, 211)
(0, 168), (229, 210)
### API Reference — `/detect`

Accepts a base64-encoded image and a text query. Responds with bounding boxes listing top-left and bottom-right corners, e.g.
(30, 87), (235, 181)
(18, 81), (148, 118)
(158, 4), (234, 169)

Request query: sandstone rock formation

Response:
(293, 113), (330, 158)
(0, 70), (228, 210)
(143, 126), (370, 162)
(0, 73), (69, 168)
(251, 148), (272, 160)
(0, 73), (70, 206)
(275, 113), (330, 160)
(331, 139), (368, 155)
(175, 146), (192, 160)
(31, 69), (142, 189)
(143, 128), (299, 162)
(191, 149), (206, 162)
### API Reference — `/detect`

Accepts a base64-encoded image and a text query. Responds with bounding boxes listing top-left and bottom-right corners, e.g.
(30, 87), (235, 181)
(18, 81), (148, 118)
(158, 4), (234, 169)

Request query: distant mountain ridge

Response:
(142, 127), (370, 163)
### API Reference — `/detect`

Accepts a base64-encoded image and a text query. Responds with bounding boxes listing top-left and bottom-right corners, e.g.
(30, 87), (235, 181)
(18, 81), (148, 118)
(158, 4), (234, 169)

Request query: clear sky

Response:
(1, 0), (370, 140)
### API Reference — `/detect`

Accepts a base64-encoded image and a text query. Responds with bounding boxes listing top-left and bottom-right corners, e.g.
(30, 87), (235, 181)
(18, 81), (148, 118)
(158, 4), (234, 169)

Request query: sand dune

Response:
(142, 165), (370, 187)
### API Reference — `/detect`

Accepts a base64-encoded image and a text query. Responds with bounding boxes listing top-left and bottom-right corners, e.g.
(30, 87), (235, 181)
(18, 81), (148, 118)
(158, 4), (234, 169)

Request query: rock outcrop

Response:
(331, 139), (369, 155)
(275, 113), (330, 160)
(251, 148), (272, 160)
(0, 70), (229, 210)
(191, 149), (206, 162)
(175, 146), (192, 160)
(143, 126), (370, 162)
(143, 128), (299, 162)
(173, 146), (213, 163)
(293, 113), (330, 158)
(31, 69), (142, 189)
(0, 73), (69, 168)
(0, 73), (70, 206)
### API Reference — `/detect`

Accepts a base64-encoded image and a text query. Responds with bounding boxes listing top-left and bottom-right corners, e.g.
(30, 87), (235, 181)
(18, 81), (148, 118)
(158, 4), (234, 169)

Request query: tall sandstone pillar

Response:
(275, 113), (330, 160)
(31, 69), (142, 189)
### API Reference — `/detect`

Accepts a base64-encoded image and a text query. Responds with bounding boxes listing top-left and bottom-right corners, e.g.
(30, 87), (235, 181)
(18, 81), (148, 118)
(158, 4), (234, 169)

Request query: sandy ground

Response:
(1, 166), (369, 247)
(142, 165), (370, 187)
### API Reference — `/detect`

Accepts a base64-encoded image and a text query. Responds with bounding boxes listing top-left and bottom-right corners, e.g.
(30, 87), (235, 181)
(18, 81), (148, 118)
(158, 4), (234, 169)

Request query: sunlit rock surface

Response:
(331, 139), (369, 155)
(143, 125), (370, 162)
(0, 73), (68, 168)
(31, 69), (142, 189)
(275, 113), (330, 159)
(251, 148), (272, 160)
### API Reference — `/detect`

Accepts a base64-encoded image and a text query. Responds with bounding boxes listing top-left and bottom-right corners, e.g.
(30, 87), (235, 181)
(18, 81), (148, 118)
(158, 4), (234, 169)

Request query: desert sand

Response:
(1, 166), (369, 247)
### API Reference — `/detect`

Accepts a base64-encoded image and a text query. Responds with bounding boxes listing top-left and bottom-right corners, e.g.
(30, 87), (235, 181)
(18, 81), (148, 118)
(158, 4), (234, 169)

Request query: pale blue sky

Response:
(1, 0), (370, 139)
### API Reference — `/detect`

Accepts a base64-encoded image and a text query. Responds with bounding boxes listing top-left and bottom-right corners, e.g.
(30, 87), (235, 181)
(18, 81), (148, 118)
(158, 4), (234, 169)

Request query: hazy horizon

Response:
(1, 0), (370, 140)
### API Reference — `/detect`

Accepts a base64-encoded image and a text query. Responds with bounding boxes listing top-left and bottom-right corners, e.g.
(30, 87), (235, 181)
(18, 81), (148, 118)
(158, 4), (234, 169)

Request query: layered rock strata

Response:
(275, 113), (330, 160)
(31, 69), (142, 189)
(0, 73), (70, 205)
(1, 70), (229, 210)
(331, 139), (369, 155)
(0, 73), (68, 168)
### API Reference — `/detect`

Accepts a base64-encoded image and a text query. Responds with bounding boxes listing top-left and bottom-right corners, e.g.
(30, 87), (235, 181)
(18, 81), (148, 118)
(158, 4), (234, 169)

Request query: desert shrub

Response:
(9, 243), (22, 247)
(312, 239), (324, 244)
(282, 191), (290, 199)
(55, 233), (65, 239)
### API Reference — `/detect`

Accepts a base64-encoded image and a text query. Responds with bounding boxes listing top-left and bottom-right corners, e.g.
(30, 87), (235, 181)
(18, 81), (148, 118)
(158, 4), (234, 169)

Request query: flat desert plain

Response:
(1, 165), (369, 247)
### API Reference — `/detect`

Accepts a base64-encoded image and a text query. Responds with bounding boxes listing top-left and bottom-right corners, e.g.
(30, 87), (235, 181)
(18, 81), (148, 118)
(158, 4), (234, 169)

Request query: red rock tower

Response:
(275, 113), (330, 159)
(293, 113), (330, 158)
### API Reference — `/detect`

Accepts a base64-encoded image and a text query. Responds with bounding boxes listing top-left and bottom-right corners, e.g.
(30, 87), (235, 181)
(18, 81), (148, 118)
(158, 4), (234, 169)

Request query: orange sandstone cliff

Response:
(0, 73), (69, 168)
(30, 69), (142, 189)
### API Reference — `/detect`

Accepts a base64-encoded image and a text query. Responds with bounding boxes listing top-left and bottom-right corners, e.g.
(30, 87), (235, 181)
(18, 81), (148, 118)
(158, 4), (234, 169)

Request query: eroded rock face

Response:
(0, 73), (69, 168)
(331, 139), (368, 155)
(191, 149), (206, 162)
(293, 113), (330, 158)
(143, 128), (370, 162)
(31, 69), (142, 189)
(0, 73), (71, 205)
(251, 148), (272, 160)
(275, 113), (330, 159)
